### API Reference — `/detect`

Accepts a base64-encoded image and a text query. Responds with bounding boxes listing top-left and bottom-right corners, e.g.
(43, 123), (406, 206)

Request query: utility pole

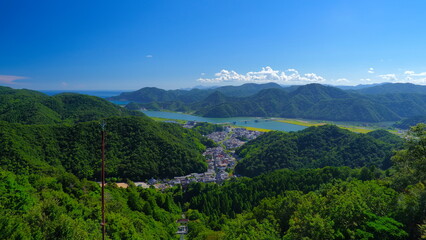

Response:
(101, 122), (106, 240)
(176, 215), (189, 240)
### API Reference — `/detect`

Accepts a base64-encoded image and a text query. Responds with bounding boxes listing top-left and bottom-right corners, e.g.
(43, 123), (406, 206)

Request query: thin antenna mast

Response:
(101, 121), (106, 240)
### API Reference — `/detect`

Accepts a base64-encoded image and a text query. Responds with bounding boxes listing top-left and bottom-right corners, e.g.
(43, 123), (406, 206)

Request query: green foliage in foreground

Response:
(0, 116), (208, 180)
(236, 180), (408, 240)
(0, 168), (182, 240)
(182, 167), (383, 220)
(235, 125), (403, 177)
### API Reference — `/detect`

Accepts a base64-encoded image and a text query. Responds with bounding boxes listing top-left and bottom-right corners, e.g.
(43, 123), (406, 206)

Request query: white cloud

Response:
(198, 66), (325, 84)
(0, 75), (27, 84)
(402, 70), (426, 84)
(368, 68), (375, 74)
(404, 70), (426, 77)
(378, 74), (397, 81)
(146, 55), (153, 58)
(336, 78), (350, 83)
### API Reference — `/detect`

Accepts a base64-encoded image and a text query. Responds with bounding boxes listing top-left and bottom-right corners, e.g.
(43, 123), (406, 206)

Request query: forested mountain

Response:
(192, 84), (404, 121)
(108, 82), (283, 103)
(367, 93), (426, 118)
(0, 87), (212, 180)
(119, 83), (426, 122)
(234, 125), (403, 177)
(356, 83), (426, 95)
(0, 86), (141, 124)
(0, 117), (208, 180)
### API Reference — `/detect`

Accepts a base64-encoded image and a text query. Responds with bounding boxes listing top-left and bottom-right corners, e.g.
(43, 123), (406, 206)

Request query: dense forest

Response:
(1, 87), (426, 239)
(114, 83), (426, 122)
(234, 125), (403, 177)
(108, 82), (284, 103)
(0, 86), (142, 124)
(0, 117), (208, 180)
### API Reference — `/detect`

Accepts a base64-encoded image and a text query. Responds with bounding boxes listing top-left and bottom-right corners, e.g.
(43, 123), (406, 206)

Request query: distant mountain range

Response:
(108, 82), (426, 122)
(109, 82), (285, 103)
(354, 83), (426, 95)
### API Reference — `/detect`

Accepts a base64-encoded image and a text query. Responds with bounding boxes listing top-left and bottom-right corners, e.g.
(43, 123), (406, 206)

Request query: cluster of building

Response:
(114, 123), (264, 189)
(183, 121), (197, 128)
(206, 131), (228, 142)
(231, 127), (264, 141)
(203, 146), (235, 182)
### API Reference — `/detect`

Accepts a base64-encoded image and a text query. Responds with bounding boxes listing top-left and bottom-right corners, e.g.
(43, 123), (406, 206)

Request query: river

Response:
(142, 111), (307, 132)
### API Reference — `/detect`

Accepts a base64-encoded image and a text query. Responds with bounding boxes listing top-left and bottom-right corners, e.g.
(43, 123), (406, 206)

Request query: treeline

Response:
(234, 125), (403, 177)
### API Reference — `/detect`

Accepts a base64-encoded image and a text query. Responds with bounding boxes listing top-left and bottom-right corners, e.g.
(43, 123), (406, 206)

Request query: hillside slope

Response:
(0, 86), (142, 124)
(235, 125), (403, 177)
(356, 83), (426, 95)
(0, 116), (208, 180)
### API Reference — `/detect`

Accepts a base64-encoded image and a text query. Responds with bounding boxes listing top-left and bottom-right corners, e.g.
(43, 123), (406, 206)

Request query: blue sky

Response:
(1, 0), (426, 90)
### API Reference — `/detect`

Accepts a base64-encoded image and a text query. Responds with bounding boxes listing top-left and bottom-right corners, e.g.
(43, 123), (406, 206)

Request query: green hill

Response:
(356, 83), (426, 95)
(0, 86), (142, 124)
(109, 82), (284, 103)
(0, 87), (210, 180)
(368, 93), (426, 118)
(0, 116), (208, 180)
(234, 125), (403, 177)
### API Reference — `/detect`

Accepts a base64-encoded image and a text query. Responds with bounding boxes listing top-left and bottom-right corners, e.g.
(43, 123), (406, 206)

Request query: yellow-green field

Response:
(238, 126), (272, 132)
(276, 119), (326, 127)
(275, 118), (377, 133)
(339, 126), (372, 133)
(149, 117), (186, 124)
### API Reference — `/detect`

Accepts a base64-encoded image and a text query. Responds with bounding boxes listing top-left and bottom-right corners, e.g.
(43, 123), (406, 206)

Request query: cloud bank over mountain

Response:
(198, 67), (426, 86)
(198, 67), (325, 84)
